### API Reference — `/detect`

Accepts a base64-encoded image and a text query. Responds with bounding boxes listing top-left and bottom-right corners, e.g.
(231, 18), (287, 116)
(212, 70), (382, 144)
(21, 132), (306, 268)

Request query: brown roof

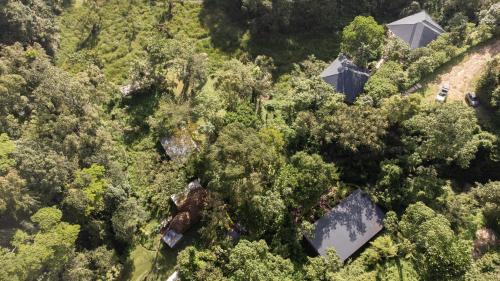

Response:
(168, 189), (208, 234)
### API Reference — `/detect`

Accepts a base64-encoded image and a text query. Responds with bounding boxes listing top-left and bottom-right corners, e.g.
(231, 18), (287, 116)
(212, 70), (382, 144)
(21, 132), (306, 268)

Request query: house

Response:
(161, 188), (208, 248)
(387, 11), (445, 49)
(305, 189), (385, 262)
(160, 130), (197, 160)
(320, 54), (370, 103)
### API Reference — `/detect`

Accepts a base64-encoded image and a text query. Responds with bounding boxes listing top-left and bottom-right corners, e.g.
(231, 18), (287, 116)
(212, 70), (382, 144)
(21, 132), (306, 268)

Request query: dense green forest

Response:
(0, 0), (499, 280)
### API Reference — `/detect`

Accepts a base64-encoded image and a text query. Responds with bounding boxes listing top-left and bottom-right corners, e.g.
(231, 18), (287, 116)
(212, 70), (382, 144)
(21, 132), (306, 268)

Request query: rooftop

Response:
(387, 10), (445, 49)
(305, 189), (385, 262)
(320, 54), (370, 103)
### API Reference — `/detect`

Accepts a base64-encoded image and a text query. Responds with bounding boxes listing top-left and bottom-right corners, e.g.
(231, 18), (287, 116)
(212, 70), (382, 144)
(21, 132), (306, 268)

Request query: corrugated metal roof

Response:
(320, 54), (370, 103)
(387, 11), (444, 49)
(305, 189), (385, 262)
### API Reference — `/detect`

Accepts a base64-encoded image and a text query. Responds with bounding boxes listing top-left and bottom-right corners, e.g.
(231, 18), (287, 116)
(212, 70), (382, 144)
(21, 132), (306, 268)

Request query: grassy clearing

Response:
(412, 39), (500, 132)
(57, 0), (159, 84)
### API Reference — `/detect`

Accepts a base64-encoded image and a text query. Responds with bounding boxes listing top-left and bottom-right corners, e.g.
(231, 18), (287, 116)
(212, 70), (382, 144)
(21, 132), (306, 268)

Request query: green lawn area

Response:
(128, 225), (202, 281)
(129, 244), (158, 281)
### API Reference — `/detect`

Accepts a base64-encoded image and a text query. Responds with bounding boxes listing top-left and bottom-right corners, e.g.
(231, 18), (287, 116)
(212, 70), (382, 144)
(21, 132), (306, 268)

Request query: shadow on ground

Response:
(198, 0), (341, 76)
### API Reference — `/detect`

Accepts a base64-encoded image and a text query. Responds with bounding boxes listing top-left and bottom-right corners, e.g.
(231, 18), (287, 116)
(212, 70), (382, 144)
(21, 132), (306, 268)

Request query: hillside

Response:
(0, 1), (499, 281)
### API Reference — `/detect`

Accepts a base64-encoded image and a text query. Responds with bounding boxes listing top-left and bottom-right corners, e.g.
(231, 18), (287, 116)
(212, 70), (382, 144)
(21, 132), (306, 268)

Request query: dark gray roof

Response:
(320, 54), (370, 103)
(305, 189), (385, 262)
(387, 11), (444, 49)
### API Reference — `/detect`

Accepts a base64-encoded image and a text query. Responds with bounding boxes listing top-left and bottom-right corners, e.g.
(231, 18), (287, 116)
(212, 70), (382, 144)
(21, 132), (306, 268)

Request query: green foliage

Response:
(320, 103), (389, 153)
(0, 169), (36, 221)
(473, 181), (500, 233)
(476, 55), (500, 123)
(275, 152), (338, 213)
(206, 122), (284, 236)
(226, 240), (297, 281)
(399, 202), (472, 280)
(403, 103), (495, 168)
(111, 197), (147, 244)
(72, 164), (108, 216)
(340, 16), (385, 67)
(0, 133), (15, 174)
(0, 0), (60, 55)
(303, 248), (342, 281)
(0, 207), (80, 281)
(177, 246), (226, 281)
(364, 61), (408, 104)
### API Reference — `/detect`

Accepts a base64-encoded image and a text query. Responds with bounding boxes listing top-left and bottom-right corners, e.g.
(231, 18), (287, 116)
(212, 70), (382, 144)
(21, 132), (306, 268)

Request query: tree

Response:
(472, 181), (500, 233)
(274, 152), (338, 213)
(63, 246), (123, 281)
(177, 246), (226, 281)
(0, 133), (16, 175)
(0, 0), (60, 55)
(135, 36), (208, 95)
(111, 197), (147, 243)
(340, 16), (385, 67)
(0, 168), (36, 221)
(399, 202), (472, 280)
(303, 248), (342, 281)
(364, 61), (408, 104)
(69, 164), (108, 216)
(403, 103), (495, 168)
(226, 240), (297, 281)
(205, 123), (284, 236)
(319, 103), (388, 153)
(0, 207), (80, 280)
(213, 58), (272, 110)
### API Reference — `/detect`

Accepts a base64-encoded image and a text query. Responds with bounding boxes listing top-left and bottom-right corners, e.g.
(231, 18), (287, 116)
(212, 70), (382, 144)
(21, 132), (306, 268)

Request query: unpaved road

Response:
(425, 39), (500, 103)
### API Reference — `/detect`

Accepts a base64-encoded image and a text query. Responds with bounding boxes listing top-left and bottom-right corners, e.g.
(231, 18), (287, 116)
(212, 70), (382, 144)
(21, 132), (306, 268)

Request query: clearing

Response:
(422, 39), (500, 103)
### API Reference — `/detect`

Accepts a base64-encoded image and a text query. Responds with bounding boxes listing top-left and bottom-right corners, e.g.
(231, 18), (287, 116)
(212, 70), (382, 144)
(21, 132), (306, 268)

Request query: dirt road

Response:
(426, 39), (500, 103)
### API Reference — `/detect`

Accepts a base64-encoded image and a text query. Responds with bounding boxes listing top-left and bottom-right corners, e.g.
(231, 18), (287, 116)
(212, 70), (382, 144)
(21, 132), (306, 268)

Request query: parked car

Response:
(436, 83), (450, 103)
(465, 92), (480, 107)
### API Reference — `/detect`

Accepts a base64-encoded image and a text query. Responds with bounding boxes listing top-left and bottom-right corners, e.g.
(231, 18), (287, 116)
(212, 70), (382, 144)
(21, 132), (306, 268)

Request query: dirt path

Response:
(426, 39), (500, 103)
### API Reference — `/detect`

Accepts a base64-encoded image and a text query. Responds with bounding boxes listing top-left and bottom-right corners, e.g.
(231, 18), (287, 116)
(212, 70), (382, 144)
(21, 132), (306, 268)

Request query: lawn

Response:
(128, 225), (202, 281)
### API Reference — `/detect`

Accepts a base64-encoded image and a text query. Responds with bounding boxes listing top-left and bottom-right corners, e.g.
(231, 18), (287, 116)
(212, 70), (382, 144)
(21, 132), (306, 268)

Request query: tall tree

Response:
(340, 16), (385, 67)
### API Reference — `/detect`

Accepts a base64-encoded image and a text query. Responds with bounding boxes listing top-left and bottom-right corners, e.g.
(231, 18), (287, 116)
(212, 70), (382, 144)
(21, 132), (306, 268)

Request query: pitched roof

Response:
(320, 54), (370, 103)
(305, 189), (385, 262)
(387, 11), (444, 49)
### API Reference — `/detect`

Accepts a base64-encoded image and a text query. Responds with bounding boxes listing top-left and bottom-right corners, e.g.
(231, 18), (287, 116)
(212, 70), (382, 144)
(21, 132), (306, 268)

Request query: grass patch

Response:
(57, 0), (159, 84)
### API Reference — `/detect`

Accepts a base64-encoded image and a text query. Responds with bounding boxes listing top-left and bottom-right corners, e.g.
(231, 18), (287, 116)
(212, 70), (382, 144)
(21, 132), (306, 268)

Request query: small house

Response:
(305, 189), (385, 262)
(387, 11), (445, 49)
(320, 54), (370, 103)
(161, 188), (208, 248)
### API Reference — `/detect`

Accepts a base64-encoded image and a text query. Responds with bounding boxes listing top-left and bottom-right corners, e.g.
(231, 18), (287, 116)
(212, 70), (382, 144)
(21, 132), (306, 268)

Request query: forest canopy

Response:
(0, 0), (499, 280)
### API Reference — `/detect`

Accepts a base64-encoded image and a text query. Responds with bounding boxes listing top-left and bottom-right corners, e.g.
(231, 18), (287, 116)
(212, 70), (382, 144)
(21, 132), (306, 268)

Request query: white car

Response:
(436, 83), (450, 103)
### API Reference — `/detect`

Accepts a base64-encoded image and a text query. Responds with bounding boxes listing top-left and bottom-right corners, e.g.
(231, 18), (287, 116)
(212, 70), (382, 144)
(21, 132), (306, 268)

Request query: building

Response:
(305, 189), (385, 262)
(161, 188), (208, 248)
(387, 11), (445, 49)
(320, 54), (370, 103)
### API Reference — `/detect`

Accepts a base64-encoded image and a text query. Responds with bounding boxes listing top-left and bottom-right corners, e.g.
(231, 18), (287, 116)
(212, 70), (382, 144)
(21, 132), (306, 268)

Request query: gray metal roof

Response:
(387, 11), (444, 49)
(305, 189), (385, 262)
(320, 54), (370, 103)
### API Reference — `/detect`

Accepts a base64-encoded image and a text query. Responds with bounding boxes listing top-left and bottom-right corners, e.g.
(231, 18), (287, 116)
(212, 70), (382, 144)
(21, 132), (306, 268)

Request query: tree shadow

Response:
(198, 0), (246, 53)
(199, 1), (341, 76)
(119, 89), (161, 145)
(307, 190), (384, 261)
